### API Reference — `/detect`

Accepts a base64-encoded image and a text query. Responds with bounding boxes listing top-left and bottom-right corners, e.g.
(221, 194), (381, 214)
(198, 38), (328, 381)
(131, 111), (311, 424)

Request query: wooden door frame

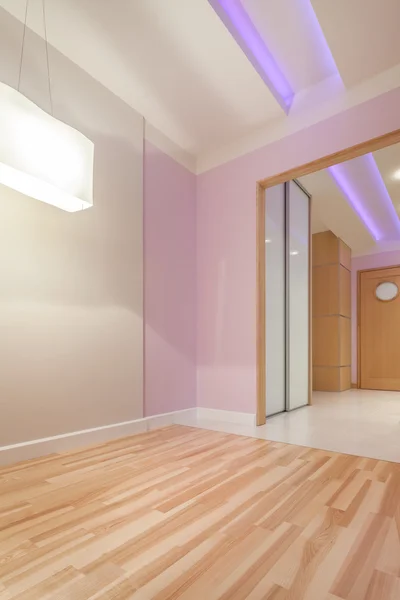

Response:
(357, 264), (400, 389)
(256, 128), (400, 426)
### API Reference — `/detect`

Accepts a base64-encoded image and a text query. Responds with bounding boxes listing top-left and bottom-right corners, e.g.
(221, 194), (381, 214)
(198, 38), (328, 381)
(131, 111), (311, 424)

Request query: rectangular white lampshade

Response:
(0, 81), (94, 212)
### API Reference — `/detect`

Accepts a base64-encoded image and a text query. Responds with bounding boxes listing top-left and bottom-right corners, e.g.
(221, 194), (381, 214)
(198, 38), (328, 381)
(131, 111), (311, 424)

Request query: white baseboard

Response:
(196, 407), (256, 426)
(0, 408), (197, 467)
(0, 407), (256, 468)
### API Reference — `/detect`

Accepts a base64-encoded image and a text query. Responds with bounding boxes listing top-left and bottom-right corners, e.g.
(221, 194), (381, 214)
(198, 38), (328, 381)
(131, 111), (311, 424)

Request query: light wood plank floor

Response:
(1, 425), (400, 599)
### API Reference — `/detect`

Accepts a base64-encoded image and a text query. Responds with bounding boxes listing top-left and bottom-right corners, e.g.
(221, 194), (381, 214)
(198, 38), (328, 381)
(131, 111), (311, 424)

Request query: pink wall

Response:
(197, 87), (400, 414)
(351, 249), (400, 382)
(144, 141), (197, 416)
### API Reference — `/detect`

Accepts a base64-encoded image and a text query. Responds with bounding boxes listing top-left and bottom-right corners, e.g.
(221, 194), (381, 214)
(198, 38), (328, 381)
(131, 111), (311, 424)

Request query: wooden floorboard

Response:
(0, 425), (399, 599)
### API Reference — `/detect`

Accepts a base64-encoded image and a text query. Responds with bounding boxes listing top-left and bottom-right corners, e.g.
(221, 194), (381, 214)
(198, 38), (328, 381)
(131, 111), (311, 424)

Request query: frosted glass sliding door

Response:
(265, 184), (286, 417)
(287, 180), (310, 410)
(263, 180), (310, 417)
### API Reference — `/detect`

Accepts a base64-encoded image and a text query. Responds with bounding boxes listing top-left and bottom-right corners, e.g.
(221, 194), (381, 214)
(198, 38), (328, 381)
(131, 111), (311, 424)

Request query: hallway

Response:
(179, 391), (400, 463)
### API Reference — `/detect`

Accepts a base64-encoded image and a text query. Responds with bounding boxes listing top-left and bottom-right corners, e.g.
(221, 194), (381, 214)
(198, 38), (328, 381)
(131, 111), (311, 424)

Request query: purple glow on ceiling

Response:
(365, 153), (400, 235)
(328, 164), (381, 240)
(208, 0), (294, 111)
(328, 154), (400, 242)
(303, 0), (341, 80)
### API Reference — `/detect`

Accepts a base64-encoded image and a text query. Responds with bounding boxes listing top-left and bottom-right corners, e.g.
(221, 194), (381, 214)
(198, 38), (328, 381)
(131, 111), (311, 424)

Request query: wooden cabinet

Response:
(312, 231), (351, 391)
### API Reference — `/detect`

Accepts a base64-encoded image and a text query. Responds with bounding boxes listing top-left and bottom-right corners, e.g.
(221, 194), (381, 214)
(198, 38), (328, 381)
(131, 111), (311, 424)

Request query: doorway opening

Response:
(256, 128), (400, 426)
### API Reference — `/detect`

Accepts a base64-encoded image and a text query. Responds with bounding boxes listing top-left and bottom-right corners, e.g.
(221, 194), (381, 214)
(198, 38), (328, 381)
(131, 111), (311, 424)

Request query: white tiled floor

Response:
(177, 390), (400, 462)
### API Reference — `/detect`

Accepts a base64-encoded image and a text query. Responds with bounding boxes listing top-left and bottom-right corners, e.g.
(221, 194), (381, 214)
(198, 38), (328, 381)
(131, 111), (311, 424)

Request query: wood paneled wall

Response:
(312, 231), (351, 391)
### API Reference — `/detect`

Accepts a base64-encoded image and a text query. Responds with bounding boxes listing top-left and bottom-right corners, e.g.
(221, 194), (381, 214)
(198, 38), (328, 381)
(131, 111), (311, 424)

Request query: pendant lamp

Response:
(0, 0), (94, 212)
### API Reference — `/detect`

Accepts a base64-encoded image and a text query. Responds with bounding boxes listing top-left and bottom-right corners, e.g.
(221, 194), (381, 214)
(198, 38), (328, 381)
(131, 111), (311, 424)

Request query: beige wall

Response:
(0, 8), (144, 446)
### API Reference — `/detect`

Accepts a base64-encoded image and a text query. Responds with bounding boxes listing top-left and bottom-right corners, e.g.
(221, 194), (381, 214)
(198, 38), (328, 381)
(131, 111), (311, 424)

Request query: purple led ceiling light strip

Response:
(329, 154), (400, 242)
(209, 2), (400, 240)
(302, 0), (340, 80)
(364, 153), (400, 239)
(208, 0), (294, 112)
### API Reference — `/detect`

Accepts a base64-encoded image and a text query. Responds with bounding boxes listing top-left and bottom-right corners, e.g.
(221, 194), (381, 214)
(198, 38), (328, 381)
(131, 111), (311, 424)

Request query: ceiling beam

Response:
(208, 0), (293, 113)
(328, 154), (400, 242)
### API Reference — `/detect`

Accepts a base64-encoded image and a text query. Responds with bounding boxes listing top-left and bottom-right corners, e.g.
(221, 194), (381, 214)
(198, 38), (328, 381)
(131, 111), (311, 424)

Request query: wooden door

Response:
(359, 266), (400, 390)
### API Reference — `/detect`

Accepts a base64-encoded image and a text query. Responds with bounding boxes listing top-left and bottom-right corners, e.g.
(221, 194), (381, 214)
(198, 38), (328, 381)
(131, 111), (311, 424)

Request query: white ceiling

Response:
(311, 0), (400, 87)
(0, 0), (283, 154)
(373, 144), (400, 216)
(1, 0), (400, 162)
(242, 0), (336, 92)
(309, 212), (328, 236)
(301, 142), (400, 256)
(2, 0), (400, 257)
(300, 169), (374, 256)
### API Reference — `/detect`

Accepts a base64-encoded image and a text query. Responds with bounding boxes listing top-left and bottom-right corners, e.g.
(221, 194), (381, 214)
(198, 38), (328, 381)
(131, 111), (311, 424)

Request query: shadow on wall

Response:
(0, 135), (142, 312)
(0, 139), (144, 447)
(0, 8), (144, 447)
(0, 6), (198, 441)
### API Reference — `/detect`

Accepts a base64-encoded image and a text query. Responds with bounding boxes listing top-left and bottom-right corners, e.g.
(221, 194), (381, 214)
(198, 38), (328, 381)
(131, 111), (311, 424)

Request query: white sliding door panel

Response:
(265, 184), (286, 417)
(288, 181), (310, 410)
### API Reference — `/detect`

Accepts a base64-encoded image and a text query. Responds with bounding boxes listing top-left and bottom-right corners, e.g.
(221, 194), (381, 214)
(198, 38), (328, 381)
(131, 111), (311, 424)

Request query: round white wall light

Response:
(375, 281), (399, 302)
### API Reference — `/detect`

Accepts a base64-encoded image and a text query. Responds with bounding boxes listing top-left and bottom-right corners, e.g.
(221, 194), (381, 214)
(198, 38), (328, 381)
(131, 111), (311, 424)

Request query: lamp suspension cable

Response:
(17, 0), (53, 115)
(17, 0), (29, 92)
(42, 0), (53, 115)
